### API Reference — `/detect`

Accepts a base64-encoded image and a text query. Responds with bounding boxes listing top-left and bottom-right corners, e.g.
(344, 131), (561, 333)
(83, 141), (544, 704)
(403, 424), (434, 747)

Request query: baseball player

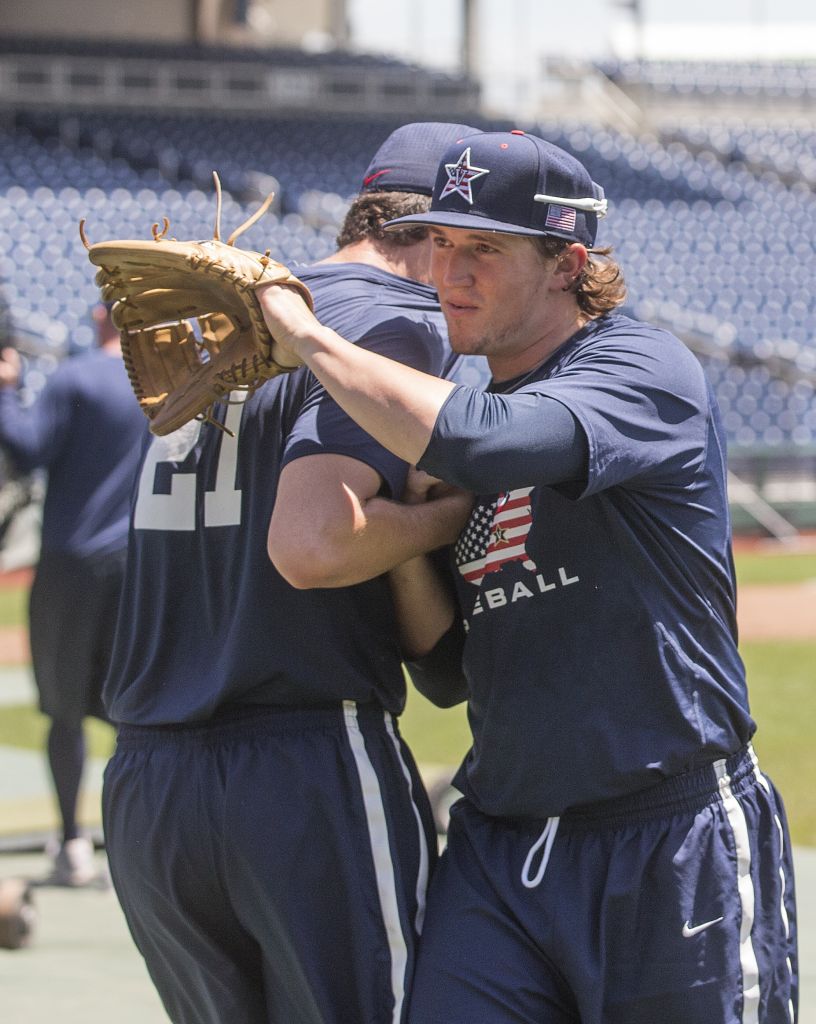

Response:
(256, 129), (798, 1023)
(101, 122), (478, 1024)
(0, 304), (147, 886)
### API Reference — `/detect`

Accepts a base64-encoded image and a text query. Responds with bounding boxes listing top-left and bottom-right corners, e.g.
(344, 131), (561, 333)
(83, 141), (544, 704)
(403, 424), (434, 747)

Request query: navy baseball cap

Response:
(360, 122), (480, 197)
(384, 129), (607, 246)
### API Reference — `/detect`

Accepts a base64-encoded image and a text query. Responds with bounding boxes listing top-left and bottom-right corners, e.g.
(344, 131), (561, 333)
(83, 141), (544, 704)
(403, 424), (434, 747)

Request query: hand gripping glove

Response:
(82, 174), (313, 436)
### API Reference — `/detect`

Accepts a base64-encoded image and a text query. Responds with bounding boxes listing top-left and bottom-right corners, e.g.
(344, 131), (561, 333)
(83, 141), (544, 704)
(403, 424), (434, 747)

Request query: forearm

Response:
(273, 490), (470, 590)
(259, 285), (456, 465)
(388, 545), (468, 707)
(258, 286), (589, 495)
(303, 324), (455, 464)
(388, 554), (456, 659)
(331, 491), (470, 587)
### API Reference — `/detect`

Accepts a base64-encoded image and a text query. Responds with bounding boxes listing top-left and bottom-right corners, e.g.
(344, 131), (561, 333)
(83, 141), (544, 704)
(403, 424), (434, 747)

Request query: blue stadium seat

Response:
(1, 107), (814, 451)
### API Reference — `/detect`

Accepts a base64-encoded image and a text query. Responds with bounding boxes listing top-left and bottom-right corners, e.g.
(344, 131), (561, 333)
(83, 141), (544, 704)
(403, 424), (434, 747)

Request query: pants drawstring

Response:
(521, 816), (560, 889)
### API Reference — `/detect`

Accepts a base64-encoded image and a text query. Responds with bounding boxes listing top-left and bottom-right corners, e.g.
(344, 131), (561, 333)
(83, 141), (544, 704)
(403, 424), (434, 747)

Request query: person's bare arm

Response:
(0, 348), (21, 389)
(386, 469), (470, 705)
(386, 470), (469, 659)
(268, 454), (472, 589)
(387, 554), (456, 660)
(258, 283), (455, 465)
(257, 283), (590, 497)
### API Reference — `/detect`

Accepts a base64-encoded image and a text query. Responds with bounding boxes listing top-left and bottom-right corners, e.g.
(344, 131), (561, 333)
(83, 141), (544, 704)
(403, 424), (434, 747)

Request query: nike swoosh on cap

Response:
(682, 916), (724, 937)
(363, 169), (392, 187)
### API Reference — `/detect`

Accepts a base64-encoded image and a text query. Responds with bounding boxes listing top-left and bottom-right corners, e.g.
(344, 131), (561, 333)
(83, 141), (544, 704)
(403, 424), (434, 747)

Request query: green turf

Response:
(0, 704), (115, 759)
(734, 549), (816, 585)
(0, 584), (28, 628)
(399, 688), (471, 769)
(741, 640), (816, 847)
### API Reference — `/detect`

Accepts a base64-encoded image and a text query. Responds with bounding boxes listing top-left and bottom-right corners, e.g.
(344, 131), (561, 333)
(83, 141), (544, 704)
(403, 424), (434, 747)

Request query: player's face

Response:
(429, 226), (566, 381)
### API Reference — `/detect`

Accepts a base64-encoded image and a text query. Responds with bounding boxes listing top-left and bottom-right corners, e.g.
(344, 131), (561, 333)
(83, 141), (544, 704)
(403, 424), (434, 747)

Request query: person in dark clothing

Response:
(100, 122), (476, 1024)
(256, 129), (798, 1024)
(0, 303), (147, 885)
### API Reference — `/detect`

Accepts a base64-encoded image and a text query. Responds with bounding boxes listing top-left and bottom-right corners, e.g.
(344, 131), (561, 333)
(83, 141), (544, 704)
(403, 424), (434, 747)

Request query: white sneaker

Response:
(47, 836), (98, 887)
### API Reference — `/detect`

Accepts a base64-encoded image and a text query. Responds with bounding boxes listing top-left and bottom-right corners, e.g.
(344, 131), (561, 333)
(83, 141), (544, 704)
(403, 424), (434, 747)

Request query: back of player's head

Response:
(360, 122), (480, 197)
(384, 129), (607, 248)
(338, 122), (482, 249)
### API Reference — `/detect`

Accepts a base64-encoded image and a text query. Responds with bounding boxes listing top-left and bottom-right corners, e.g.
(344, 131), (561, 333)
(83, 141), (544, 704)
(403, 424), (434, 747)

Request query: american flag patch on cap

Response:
(545, 204), (577, 232)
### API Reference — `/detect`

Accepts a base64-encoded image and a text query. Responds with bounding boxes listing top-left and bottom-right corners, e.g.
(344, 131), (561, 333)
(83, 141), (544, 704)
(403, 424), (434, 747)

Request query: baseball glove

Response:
(82, 173), (313, 436)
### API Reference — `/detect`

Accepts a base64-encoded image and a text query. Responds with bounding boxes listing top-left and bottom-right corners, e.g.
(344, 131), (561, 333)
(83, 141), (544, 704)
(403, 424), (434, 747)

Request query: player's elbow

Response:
(267, 533), (353, 590)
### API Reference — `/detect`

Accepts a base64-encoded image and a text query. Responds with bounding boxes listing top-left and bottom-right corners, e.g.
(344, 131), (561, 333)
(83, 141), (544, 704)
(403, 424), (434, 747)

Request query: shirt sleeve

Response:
(419, 328), (709, 498)
(404, 615), (468, 709)
(0, 373), (73, 473)
(418, 385), (589, 494)
(283, 317), (450, 500)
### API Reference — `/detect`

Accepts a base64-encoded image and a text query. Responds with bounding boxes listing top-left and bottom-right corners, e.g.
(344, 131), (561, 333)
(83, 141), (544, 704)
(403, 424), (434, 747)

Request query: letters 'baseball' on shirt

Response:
(419, 312), (753, 818)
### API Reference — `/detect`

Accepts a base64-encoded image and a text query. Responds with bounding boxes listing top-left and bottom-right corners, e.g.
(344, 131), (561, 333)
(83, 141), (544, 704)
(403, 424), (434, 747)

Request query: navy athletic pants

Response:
(408, 745), (797, 1023)
(103, 702), (436, 1024)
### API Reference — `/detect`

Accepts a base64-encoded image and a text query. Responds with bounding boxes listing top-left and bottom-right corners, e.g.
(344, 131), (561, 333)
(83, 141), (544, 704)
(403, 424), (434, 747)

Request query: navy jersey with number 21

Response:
(104, 262), (459, 725)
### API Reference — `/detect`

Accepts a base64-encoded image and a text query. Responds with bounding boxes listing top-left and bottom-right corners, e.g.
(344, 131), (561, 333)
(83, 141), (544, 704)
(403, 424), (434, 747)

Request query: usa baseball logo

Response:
(439, 148), (490, 204)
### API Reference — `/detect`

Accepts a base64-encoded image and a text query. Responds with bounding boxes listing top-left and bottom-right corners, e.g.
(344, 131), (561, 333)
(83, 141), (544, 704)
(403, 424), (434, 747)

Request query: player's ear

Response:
(553, 244), (588, 292)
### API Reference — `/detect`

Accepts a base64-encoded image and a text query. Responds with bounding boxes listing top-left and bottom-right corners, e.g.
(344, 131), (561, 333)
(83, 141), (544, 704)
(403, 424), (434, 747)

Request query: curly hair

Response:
(336, 191), (432, 249)
(533, 236), (627, 318)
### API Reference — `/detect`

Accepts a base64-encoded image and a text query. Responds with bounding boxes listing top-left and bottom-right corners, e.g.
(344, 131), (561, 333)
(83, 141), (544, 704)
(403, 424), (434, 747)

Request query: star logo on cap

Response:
(439, 148), (490, 204)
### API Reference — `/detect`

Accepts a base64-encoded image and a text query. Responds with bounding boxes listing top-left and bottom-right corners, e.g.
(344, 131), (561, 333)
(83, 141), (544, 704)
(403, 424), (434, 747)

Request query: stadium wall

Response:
(0, 0), (345, 49)
(0, 1), (191, 42)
